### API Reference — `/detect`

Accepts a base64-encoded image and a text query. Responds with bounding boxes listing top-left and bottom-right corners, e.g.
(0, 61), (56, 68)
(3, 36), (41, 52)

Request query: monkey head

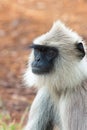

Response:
(24, 21), (87, 91)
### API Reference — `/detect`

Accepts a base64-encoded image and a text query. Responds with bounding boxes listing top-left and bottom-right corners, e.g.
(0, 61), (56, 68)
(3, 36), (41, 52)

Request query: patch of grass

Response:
(0, 113), (23, 130)
(0, 108), (29, 130)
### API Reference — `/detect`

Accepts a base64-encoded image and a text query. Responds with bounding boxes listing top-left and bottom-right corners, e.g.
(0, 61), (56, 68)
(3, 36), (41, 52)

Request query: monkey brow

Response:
(29, 44), (46, 49)
(29, 44), (50, 50)
(29, 44), (58, 51)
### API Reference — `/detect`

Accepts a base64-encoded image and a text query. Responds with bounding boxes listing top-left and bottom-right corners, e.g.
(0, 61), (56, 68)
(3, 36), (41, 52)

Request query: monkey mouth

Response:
(32, 66), (51, 75)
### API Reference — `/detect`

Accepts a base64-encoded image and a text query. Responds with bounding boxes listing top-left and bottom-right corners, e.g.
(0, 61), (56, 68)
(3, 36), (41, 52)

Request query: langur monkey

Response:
(24, 21), (87, 130)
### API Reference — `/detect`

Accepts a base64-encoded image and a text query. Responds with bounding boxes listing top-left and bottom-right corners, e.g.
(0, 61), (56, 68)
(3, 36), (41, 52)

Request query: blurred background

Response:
(0, 0), (87, 126)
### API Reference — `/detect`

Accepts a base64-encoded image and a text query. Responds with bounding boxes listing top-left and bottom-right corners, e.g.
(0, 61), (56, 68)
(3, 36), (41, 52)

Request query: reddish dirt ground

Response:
(0, 0), (87, 124)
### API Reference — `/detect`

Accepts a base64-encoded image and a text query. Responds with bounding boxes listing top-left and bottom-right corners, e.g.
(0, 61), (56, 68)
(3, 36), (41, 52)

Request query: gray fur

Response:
(24, 21), (87, 130)
(24, 88), (54, 130)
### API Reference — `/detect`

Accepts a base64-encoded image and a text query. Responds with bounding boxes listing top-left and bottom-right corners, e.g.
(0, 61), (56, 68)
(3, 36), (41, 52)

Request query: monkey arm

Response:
(24, 87), (54, 130)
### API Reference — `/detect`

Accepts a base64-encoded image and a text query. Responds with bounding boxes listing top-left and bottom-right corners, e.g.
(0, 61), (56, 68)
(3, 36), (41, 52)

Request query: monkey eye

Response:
(46, 48), (58, 60)
(47, 49), (55, 57)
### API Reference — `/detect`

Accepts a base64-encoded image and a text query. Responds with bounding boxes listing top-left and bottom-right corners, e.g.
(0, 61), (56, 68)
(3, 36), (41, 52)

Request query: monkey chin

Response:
(32, 67), (51, 75)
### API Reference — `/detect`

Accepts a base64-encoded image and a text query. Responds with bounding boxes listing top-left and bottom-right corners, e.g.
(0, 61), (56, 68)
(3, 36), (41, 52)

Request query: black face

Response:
(30, 44), (58, 74)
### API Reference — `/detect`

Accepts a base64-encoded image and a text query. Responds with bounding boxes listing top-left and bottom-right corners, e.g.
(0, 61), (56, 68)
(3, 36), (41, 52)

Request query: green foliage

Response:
(0, 113), (23, 130)
(0, 113), (24, 130)
(0, 105), (29, 130)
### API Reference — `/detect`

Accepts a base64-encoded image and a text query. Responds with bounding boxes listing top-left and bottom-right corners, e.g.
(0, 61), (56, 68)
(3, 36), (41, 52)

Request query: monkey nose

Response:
(35, 57), (40, 62)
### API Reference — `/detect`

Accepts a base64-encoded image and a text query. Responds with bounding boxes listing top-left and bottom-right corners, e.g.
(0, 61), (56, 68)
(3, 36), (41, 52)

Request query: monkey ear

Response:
(76, 42), (84, 53)
(76, 42), (85, 57)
